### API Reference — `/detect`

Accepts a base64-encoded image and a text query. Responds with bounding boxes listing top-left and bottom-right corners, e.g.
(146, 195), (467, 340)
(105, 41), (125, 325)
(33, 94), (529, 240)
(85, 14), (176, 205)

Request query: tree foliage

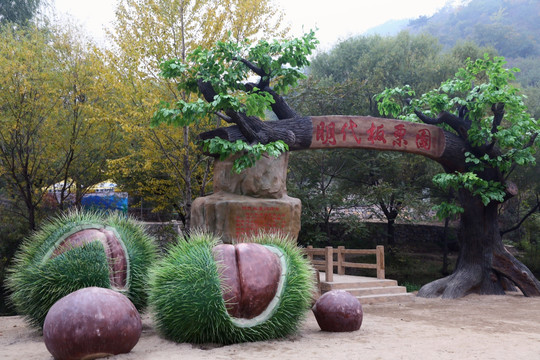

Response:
(287, 149), (367, 246)
(153, 30), (317, 127)
(0, 0), (42, 26)
(378, 55), (538, 218)
(105, 0), (290, 227)
(0, 24), (119, 229)
(308, 32), (461, 115)
(377, 54), (540, 297)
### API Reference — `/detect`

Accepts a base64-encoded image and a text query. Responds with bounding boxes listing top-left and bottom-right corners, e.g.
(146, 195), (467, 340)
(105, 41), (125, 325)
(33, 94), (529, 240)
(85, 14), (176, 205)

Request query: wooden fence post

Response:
(325, 246), (334, 282)
(306, 245), (314, 261)
(376, 245), (385, 279)
(337, 246), (345, 275)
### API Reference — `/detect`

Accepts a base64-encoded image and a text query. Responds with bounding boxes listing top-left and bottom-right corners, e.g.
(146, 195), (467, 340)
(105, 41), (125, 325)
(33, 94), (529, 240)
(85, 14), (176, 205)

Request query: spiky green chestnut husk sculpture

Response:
(6, 210), (158, 328)
(148, 232), (315, 344)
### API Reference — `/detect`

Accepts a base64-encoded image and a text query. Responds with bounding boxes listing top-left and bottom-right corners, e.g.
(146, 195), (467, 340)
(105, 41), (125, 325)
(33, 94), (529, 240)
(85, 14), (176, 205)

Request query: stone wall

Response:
(363, 221), (458, 246)
(143, 220), (459, 252)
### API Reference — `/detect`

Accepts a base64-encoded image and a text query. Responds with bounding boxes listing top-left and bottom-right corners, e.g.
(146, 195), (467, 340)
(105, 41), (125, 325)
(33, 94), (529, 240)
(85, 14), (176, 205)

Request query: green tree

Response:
(377, 55), (540, 297)
(0, 0), (42, 26)
(105, 0), (288, 228)
(338, 151), (437, 246)
(287, 149), (365, 246)
(50, 27), (124, 210)
(0, 23), (121, 315)
(0, 25), (65, 229)
(309, 32), (458, 115)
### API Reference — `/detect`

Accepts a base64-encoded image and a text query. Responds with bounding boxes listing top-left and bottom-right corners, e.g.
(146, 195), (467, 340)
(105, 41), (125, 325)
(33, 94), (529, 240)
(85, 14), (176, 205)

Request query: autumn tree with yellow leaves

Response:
(0, 24), (122, 229)
(104, 0), (288, 229)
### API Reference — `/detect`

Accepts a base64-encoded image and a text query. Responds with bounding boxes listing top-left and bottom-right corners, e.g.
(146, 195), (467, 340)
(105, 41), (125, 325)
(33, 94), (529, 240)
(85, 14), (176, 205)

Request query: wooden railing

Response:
(303, 245), (385, 282)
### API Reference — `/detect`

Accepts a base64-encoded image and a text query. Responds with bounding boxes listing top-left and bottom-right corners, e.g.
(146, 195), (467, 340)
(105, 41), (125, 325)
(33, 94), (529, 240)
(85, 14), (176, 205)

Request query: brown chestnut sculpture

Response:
(51, 227), (129, 289)
(312, 290), (363, 332)
(212, 243), (283, 322)
(148, 232), (315, 344)
(43, 287), (142, 360)
(6, 211), (157, 329)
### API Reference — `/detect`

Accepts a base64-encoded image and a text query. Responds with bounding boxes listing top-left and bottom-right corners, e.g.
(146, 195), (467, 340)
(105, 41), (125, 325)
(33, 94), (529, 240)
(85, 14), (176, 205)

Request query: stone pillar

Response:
(191, 153), (301, 243)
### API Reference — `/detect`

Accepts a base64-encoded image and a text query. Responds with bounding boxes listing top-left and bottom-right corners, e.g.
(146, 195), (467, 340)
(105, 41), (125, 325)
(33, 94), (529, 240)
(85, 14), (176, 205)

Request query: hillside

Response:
(363, 0), (540, 117)
(406, 0), (540, 59)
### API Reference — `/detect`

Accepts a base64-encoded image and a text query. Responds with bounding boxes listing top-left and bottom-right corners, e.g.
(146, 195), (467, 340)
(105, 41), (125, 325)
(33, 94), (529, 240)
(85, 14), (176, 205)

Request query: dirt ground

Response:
(1, 293), (539, 360)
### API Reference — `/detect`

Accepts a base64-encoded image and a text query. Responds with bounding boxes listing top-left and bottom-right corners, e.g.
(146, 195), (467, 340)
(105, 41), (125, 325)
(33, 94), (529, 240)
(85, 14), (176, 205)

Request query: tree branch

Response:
(491, 103), (505, 134)
(234, 57), (266, 77)
(500, 195), (540, 236)
(264, 87), (299, 119)
(197, 79), (218, 103)
(525, 132), (538, 149)
(503, 132), (538, 181)
(215, 112), (233, 123)
(415, 110), (469, 140)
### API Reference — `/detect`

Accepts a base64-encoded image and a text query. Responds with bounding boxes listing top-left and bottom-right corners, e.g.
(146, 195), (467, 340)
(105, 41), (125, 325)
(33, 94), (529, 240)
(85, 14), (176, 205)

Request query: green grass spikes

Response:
(148, 231), (315, 344)
(6, 210), (158, 328)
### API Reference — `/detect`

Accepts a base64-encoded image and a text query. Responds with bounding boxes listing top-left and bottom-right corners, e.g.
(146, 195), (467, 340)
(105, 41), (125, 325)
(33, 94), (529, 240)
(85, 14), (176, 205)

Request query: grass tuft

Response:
(148, 231), (315, 344)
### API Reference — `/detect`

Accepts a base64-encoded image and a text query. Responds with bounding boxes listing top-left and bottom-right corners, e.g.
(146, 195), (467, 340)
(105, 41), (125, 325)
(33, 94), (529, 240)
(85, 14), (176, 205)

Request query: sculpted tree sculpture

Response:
(153, 33), (540, 298)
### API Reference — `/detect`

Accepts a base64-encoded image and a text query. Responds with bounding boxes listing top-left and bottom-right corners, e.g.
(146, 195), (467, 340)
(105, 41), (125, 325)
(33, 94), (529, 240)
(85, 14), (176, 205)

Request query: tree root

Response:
(418, 250), (540, 298)
(417, 264), (505, 299)
(492, 249), (540, 296)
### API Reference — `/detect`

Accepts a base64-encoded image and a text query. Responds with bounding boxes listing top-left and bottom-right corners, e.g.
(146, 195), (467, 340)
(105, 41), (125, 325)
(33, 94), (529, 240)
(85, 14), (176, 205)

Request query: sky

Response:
(53, 0), (455, 49)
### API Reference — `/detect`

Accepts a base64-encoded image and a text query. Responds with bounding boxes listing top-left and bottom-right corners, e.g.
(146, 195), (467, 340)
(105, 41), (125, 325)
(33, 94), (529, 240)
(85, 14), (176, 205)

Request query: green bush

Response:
(0, 211), (30, 315)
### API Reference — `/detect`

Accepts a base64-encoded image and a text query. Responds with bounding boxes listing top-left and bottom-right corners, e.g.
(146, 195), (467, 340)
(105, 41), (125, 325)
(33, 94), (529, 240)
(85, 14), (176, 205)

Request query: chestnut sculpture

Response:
(43, 287), (142, 360)
(312, 290), (363, 332)
(6, 210), (157, 328)
(148, 232), (315, 344)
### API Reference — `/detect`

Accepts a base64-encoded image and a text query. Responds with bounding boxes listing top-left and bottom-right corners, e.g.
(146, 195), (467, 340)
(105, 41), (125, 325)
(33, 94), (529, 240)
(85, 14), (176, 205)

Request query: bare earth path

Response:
(1, 293), (539, 360)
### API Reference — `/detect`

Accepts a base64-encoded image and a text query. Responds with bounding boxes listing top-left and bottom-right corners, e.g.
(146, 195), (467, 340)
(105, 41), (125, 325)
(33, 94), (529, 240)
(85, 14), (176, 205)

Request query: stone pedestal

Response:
(191, 153), (301, 243)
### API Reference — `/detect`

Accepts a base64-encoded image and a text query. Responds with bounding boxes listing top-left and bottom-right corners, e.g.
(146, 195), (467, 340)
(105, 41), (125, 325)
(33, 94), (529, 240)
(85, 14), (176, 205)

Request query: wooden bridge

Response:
(304, 245), (414, 304)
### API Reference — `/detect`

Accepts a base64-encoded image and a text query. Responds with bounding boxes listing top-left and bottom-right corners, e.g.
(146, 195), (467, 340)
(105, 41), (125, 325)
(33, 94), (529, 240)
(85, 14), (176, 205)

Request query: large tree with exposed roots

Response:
(153, 33), (540, 298)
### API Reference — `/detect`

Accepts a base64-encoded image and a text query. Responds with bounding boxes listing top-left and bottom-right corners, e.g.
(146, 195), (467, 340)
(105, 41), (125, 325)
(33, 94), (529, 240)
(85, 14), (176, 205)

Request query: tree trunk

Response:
(182, 125), (192, 232)
(441, 217), (450, 276)
(199, 116), (313, 151)
(418, 189), (540, 298)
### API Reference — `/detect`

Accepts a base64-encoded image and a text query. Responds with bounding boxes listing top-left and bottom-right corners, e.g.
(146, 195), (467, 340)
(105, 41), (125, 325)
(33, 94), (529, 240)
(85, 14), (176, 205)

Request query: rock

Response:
(312, 290), (363, 332)
(191, 192), (301, 243)
(213, 153), (289, 198)
(43, 287), (142, 360)
(191, 152), (302, 243)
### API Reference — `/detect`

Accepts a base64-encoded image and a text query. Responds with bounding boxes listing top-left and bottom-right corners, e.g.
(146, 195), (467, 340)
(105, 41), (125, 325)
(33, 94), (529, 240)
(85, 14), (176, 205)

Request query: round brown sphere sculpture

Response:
(43, 287), (142, 360)
(312, 290), (363, 332)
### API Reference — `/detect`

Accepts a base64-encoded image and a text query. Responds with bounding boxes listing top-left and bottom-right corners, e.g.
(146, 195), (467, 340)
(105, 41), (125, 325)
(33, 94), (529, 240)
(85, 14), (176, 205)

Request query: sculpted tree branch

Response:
(414, 109), (470, 140)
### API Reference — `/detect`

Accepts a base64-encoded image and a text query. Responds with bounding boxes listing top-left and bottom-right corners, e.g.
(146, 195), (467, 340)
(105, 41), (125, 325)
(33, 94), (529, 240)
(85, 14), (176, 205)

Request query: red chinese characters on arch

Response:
(310, 116), (444, 159)
(367, 122), (386, 145)
(415, 128), (431, 151)
(316, 121), (337, 145)
(393, 124), (408, 147)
